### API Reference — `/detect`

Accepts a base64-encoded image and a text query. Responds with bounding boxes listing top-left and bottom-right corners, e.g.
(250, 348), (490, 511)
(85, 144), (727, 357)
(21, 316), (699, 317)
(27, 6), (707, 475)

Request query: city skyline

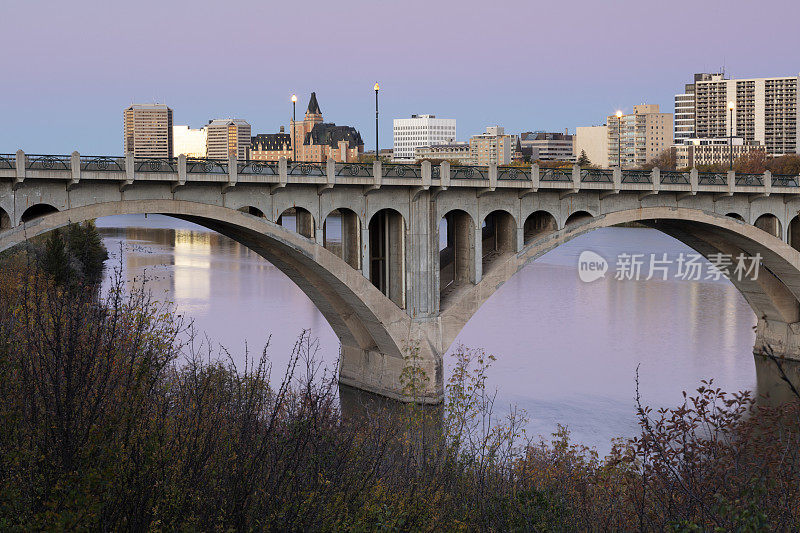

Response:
(2, 0), (799, 154)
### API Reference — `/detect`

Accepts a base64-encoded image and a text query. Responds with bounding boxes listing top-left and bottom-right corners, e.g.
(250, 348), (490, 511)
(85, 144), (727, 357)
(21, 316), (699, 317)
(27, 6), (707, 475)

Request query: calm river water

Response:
(97, 215), (757, 454)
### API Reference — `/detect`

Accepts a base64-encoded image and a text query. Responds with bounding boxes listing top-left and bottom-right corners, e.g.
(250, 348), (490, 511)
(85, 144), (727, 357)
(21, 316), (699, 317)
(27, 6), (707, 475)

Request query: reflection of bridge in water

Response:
(3, 150), (800, 404)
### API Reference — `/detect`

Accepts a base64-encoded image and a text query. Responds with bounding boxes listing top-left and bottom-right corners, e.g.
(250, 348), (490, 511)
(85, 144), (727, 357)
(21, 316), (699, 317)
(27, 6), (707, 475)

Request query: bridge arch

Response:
(368, 208), (405, 308)
(322, 208), (361, 269)
(440, 206), (800, 402)
(238, 206), (265, 218)
(523, 210), (557, 244)
(21, 203), (59, 224)
(754, 213), (782, 239)
(439, 209), (476, 305)
(726, 212), (746, 222)
(277, 206), (315, 239)
(789, 215), (800, 252)
(0, 207), (10, 230)
(481, 210), (517, 274)
(0, 199), (430, 402)
(564, 210), (593, 228)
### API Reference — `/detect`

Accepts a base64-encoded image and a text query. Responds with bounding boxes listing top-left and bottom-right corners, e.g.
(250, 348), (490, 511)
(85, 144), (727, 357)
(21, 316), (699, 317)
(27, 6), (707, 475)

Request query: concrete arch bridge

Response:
(2, 151), (800, 403)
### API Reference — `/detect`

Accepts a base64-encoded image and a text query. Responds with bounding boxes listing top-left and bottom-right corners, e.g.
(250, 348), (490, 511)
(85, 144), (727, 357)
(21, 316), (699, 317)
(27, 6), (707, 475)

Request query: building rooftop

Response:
(305, 123), (363, 149)
(306, 92), (321, 115)
(252, 133), (291, 150)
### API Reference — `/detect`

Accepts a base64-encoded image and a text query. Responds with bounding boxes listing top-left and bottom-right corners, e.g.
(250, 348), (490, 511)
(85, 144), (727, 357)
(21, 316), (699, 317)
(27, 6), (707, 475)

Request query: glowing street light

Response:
(728, 101), (735, 170)
(291, 94), (297, 162)
(615, 110), (624, 168)
(374, 82), (380, 160)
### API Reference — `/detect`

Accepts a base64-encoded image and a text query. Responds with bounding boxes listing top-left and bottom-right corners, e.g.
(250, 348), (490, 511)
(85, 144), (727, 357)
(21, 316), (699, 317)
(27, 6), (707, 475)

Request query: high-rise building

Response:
(674, 73), (723, 144)
(288, 92), (363, 162)
(206, 119), (252, 160)
(468, 126), (519, 165)
(607, 105), (673, 168)
(123, 103), (173, 158)
(574, 125), (609, 167)
(392, 115), (457, 161)
(173, 125), (208, 158)
(687, 73), (799, 156)
(519, 131), (575, 161)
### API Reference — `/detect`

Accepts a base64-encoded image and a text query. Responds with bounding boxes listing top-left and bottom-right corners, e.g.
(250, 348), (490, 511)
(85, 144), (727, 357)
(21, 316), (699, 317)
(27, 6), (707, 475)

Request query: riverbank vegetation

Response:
(1, 230), (799, 530)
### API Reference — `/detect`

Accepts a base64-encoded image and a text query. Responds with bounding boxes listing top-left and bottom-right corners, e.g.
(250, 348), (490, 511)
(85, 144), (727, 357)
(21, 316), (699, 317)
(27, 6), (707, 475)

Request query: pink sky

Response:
(2, 0), (798, 154)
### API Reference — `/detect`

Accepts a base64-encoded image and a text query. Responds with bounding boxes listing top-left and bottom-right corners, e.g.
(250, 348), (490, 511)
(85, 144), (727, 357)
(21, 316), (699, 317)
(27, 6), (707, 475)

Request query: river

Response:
(96, 214), (757, 454)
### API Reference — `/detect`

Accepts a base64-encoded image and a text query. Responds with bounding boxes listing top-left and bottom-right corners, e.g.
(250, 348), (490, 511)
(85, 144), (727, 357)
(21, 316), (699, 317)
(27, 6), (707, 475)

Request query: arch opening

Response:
(524, 210), (557, 244)
(565, 210), (593, 227)
(323, 208), (361, 269)
(482, 210), (516, 274)
(21, 204), (58, 224)
(726, 213), (745, 222)
(439, 209), (475, 304)
(754, 213), (781, 239)
(369, 209), (405, 308)
(0, 208), (9, 230)
(278, 207), (315, 239)
(238, 206), (265, 218)
(790, 216), (800, 252)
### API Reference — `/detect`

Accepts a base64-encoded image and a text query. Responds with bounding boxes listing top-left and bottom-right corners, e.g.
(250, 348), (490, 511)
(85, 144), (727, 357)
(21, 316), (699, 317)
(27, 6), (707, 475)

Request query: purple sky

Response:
(2, 0), (799, 155)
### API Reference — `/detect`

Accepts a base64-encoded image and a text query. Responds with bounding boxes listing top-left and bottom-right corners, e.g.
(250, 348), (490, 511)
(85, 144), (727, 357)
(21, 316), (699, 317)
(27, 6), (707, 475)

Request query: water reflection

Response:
(97, 215), (757, 454)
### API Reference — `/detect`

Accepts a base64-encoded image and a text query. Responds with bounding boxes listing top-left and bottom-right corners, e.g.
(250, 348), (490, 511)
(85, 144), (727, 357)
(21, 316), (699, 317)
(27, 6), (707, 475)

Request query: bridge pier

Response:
(754, 318), (800, 405)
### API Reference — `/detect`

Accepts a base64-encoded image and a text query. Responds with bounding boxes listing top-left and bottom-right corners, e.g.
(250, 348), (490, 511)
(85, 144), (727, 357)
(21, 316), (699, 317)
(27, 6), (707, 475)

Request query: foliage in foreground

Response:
(0, 259), (799, 530)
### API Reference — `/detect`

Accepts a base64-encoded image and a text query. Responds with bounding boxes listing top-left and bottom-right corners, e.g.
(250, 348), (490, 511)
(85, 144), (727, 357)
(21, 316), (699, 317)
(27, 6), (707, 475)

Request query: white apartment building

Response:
(674, 73), (724, 144)
(206, 119), (251, 160)
(689, 74), (799, 156)
(173, 125), (208, 158)
(392, 115), (457, 161)
(608, 105), (673, 168)
(574, 125), (609, 167)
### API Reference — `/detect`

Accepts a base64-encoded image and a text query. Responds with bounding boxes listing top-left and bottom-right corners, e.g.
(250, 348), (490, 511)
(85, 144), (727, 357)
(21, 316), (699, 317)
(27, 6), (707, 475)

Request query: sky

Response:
(2, 0), (799, 155)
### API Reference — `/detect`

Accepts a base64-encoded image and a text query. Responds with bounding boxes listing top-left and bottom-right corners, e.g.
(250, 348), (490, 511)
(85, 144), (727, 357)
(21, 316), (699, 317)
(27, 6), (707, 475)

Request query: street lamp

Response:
(727, 101), (735, 170)
(374, 82), (380, 161)
(616, 110), (623, 168)
(291, 94), (297, 163)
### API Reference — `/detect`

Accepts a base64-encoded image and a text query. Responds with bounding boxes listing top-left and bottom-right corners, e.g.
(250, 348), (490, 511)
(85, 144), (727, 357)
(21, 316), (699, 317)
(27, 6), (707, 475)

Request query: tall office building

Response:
(206, 119), (252, 160)
(691, 74), (799, 156)
(393, 115), (457, 161)
(123, 104), (173, 158)
(607, 105), (672, 168)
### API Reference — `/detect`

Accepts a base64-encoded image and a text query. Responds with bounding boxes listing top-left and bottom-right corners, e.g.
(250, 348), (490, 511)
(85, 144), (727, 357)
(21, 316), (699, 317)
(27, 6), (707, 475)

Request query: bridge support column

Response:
(753, 318), (800, 405)
(338, 329), (443, 404)
(341, 210), (361, 269)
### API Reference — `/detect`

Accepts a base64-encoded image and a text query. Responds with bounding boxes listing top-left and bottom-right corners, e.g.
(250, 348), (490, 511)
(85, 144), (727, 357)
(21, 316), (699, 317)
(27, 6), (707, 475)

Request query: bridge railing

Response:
(335, 162), (372, 178)
(498, 166), (530, 181)
(580, 168), (613, 183)
(289, 162), (325, 177)
(8, 150), (800, 195)
(80, 155), (125, 172)
(25, 154), (71, 171)
(451, 165), (489, 180)
(660, 170), (690, 185)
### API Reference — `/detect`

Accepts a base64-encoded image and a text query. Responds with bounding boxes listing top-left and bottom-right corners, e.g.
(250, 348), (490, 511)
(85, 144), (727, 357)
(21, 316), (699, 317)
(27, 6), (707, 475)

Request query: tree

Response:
(641, 147), (677, 171)
(576, 150), (591, 168)
(733, 150), (767, 174)
(66, 221), (108, 286)
(39, 229), (73, 286)
(768, 154), (800, 176)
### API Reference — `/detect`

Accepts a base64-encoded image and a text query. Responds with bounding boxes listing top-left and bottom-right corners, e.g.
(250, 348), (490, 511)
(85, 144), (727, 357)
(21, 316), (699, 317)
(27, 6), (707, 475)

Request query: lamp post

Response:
(727, 101), (735, 170)
(291, 94), (297, 163)
(616, 110), (623, 168)
(374, 82), (380, 161)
